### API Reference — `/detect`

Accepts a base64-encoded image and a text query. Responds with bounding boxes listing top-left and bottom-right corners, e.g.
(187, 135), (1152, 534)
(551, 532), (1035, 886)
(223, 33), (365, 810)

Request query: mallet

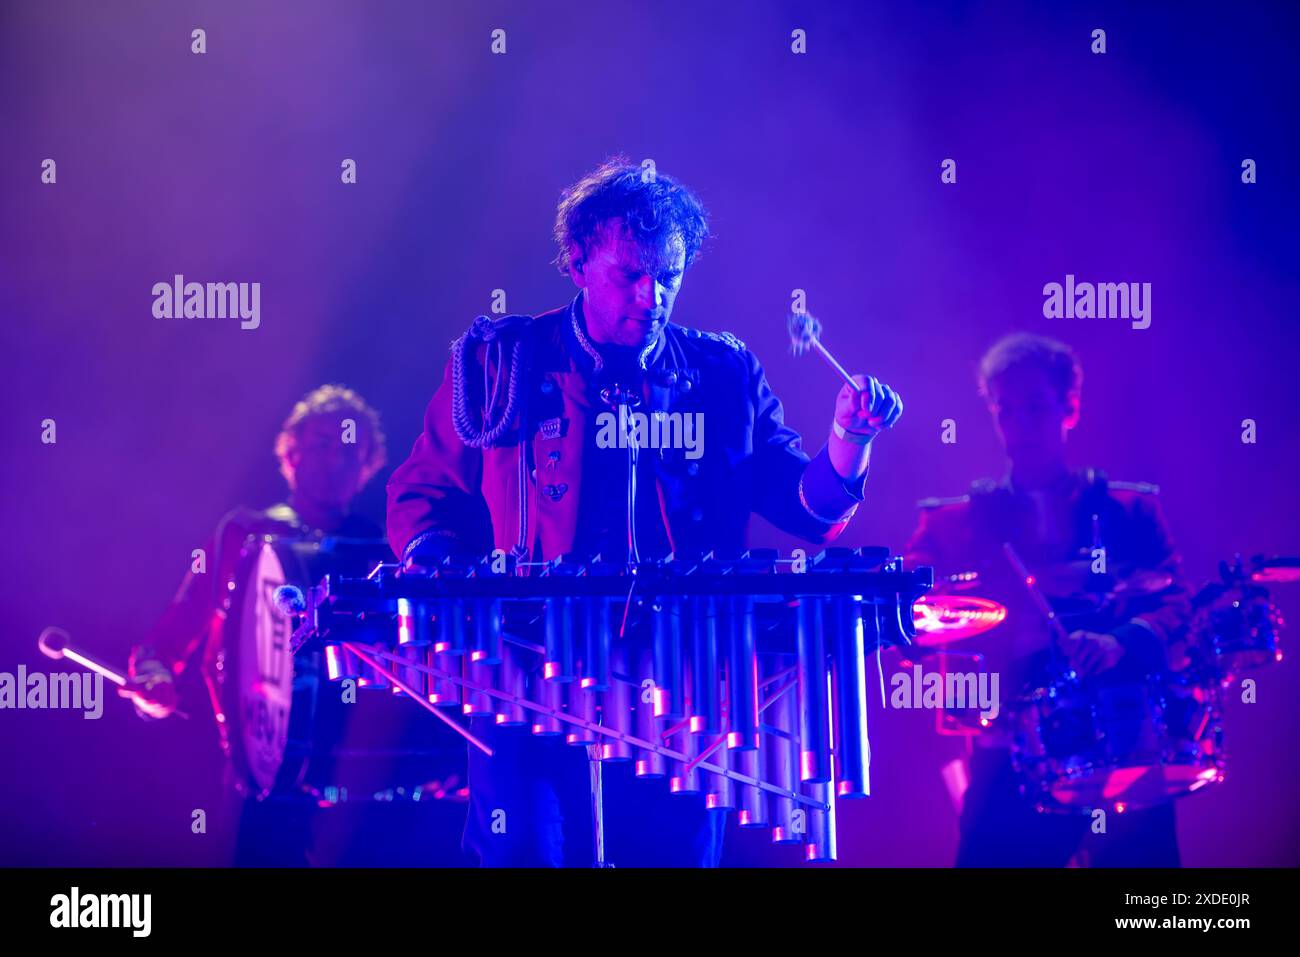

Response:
(788, 311), (864, 394)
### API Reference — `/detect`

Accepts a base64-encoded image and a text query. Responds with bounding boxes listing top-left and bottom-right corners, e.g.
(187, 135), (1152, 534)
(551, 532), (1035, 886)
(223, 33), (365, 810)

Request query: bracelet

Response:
(798, 474), (858, 525)
(832, 421), (876, 445)
(402, 529), (443, 563)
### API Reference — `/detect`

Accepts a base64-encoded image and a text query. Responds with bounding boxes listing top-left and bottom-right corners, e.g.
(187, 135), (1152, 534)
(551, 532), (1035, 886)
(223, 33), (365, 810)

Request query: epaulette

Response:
(683, 327), (746, 351)
(917, 494), (971, 509)
(452, 312), (535, 349)
(1107, 479), (1160, 495)
(450, 312), (535, 448)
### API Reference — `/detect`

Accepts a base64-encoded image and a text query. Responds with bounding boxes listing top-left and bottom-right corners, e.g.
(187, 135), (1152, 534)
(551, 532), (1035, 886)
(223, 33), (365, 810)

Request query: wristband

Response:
(832, 421), (876, 445)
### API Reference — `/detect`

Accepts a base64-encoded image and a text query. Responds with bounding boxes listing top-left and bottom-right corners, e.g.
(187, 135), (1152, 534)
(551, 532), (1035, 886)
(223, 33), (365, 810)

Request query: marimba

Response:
(289, 547), (932, 863)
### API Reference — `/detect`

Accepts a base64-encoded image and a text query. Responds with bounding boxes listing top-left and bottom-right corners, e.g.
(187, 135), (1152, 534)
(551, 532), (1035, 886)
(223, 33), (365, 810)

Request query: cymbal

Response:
(1111, 568), (1175, 597)
(912, 594), (1008, 647)
(1022, 560), (1174, 599)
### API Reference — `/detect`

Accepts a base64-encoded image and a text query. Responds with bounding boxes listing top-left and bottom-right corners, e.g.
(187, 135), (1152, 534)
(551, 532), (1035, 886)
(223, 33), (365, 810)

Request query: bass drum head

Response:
(223, 539), (304, 800)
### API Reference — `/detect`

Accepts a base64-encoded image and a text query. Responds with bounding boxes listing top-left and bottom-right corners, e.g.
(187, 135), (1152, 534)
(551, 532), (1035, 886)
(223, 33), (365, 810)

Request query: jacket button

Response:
(686, 462), (700, 476)
(543, 483), (568, 501)
(690, 507), (703, 521)
(540, 380), (555, 394)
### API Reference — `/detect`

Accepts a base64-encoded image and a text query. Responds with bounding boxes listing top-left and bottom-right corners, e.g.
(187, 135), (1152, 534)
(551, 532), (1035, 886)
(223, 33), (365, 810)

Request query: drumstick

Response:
(38, 627), (126, 685)
(1001, 543), (1073, 647)
(37, 627), (191, 719)
(788, 311), (864, 393)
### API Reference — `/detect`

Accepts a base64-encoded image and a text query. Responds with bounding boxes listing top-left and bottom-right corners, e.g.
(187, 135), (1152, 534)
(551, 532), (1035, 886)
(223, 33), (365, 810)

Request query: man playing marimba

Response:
(386, 157), (903, 866)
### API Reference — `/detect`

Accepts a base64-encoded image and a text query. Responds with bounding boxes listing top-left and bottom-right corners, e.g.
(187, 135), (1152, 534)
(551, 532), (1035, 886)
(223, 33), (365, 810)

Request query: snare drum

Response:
(1009, 671), (1224, 812)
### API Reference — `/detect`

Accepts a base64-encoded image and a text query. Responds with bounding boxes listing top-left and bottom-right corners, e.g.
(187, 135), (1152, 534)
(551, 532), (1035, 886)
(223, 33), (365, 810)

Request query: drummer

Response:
(904, 333), (1192, 867)
(121, 384), (389, 865)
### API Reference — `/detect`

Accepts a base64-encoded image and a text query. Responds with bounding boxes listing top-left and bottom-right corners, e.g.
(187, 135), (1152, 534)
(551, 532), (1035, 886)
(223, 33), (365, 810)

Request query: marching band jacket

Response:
(904, 470), (1192, 677)
(387, 293), (868, 565)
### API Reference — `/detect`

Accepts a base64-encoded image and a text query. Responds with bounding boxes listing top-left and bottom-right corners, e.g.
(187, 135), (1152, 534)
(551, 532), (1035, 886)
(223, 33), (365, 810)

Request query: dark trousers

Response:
(956, 747), (1180, 867)
(463, 719), (727, 867)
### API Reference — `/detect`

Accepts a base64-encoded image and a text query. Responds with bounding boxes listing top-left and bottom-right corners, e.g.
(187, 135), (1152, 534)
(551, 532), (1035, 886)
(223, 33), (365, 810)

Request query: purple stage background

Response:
(2, 1), (1298, 866)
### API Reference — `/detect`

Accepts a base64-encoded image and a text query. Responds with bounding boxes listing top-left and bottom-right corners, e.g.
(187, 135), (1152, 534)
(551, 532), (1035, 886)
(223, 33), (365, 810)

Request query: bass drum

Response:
(209, 536), (316, 800)
(1009, 671), (1225, 813)
(209, 533), (468, 822)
